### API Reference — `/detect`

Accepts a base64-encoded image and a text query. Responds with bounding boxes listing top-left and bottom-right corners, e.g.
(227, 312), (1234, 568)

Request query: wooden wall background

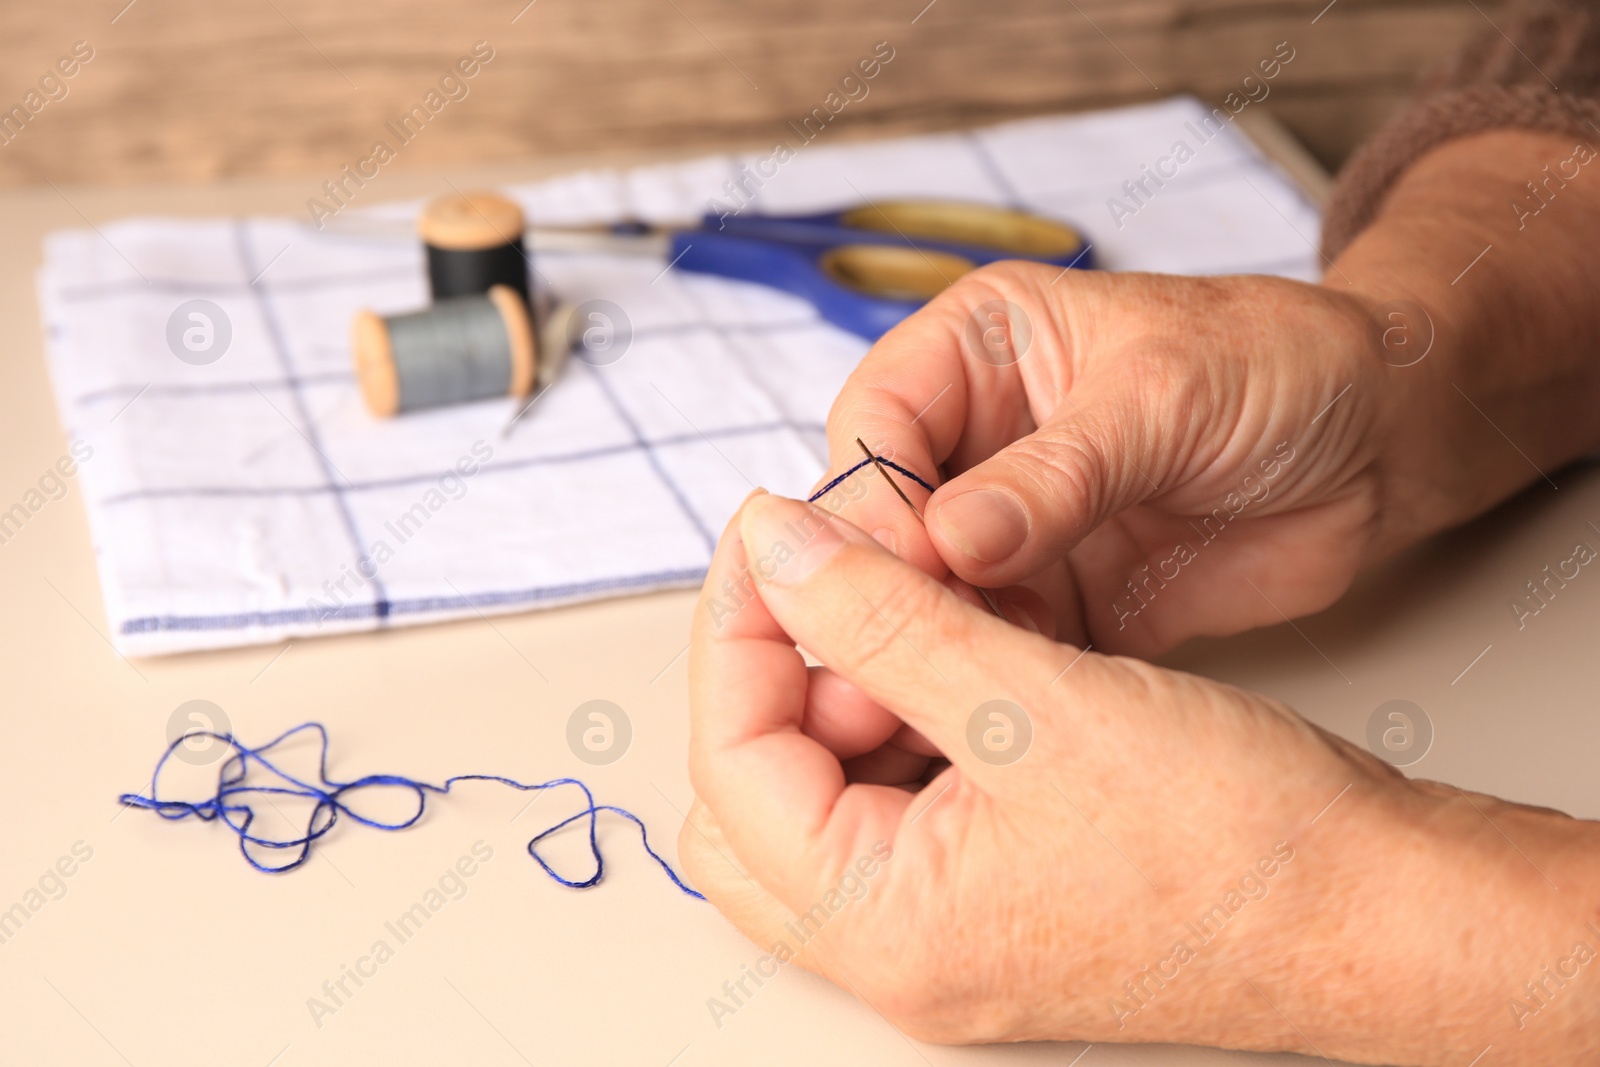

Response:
(0, 0), (1501, 190)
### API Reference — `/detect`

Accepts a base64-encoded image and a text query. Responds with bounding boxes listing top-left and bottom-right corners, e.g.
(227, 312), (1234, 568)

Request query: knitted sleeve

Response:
(1320, 0), (1600, 260)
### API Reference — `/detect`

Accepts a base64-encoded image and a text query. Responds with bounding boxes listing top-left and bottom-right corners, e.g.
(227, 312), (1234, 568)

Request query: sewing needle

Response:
(854, 437), (1007, 619)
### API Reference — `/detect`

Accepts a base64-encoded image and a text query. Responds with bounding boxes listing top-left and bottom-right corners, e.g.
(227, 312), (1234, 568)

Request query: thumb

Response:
(925, 375), (1162, 587)
(739, 492), (1066, 787)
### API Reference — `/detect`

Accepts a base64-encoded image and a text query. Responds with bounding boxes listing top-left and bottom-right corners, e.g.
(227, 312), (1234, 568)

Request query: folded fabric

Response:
(37, 96), (1321, 656)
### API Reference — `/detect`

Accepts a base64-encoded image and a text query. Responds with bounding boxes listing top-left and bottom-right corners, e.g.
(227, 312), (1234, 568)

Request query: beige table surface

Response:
(1, 148), (1596, 1067)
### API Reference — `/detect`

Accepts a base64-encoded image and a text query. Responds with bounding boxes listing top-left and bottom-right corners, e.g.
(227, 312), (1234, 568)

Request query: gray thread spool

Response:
(352, 285), (536, 417)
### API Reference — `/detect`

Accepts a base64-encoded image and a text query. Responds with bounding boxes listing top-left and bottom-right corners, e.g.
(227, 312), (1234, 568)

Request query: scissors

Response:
(332, 199), (1092, 342)
(658, 201), (1092, 340)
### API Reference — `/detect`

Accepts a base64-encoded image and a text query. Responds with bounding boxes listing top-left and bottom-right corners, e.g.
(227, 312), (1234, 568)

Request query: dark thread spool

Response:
(419, 191), (530, 303)
(352, 285), (536, 418)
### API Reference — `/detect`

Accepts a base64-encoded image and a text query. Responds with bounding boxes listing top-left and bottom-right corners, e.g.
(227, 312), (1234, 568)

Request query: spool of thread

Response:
(419, 191), (530, 303)
(352, 285), (536, 417)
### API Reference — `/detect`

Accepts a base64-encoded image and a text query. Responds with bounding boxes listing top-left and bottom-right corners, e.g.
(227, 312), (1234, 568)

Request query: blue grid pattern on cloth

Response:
(37, 97), (1321, 656)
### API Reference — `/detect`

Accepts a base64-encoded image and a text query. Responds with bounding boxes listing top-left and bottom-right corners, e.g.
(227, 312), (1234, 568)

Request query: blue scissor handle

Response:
(668, 203), (1092, 340)
(673, 228), (922, 341)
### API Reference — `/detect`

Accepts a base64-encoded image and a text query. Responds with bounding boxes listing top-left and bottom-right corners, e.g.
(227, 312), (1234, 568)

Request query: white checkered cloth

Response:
(38, 96), (1322, 656)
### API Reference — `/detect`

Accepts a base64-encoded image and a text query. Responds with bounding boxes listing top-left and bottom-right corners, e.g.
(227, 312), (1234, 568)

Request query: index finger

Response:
(815, 262), (1072, 569)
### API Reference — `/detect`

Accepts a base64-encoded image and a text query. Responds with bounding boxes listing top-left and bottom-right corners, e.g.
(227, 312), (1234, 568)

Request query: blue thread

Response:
(119, 455), (932, 898)
(806, 455), (936, 503)
(118, 722), (704, 900)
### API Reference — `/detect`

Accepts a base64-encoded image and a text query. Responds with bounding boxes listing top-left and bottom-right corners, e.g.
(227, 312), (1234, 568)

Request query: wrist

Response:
(1256, 775), (1600, 1065)
(1325, 129), (1600, 555)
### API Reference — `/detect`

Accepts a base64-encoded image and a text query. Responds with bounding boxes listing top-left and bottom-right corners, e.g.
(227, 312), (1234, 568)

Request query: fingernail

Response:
(724, 488), (767, 550)
(934, 488), (1029, 563)
(871, 527), (898, 554)
(741, 495), (869, 587)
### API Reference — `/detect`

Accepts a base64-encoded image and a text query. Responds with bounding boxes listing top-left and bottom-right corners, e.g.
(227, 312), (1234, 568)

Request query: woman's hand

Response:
(823, 134), (1600, 663)
(681, 492), (1600, 1064)
(818, 264), (1395, 658)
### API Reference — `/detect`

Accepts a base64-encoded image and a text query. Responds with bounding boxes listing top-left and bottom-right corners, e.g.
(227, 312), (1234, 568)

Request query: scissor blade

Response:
(524, 229), (672, 257)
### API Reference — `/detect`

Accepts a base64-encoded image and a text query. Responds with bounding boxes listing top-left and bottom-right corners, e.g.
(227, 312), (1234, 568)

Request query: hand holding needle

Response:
(854, 437), (1007, 619)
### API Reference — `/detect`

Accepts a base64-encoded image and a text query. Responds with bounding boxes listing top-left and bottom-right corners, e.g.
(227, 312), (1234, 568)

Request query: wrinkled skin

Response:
(680, 130), (1600, 1065)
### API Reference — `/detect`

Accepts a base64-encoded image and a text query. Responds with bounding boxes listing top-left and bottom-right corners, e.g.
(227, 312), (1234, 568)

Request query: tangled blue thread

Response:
(117, 722), (703, 899)
(806, 455), (935, 503)
(118, 457), (931, 898)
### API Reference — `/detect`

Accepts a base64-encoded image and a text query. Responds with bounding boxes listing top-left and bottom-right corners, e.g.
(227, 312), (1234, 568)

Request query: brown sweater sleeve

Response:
(1320, 0), (1600, 260)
